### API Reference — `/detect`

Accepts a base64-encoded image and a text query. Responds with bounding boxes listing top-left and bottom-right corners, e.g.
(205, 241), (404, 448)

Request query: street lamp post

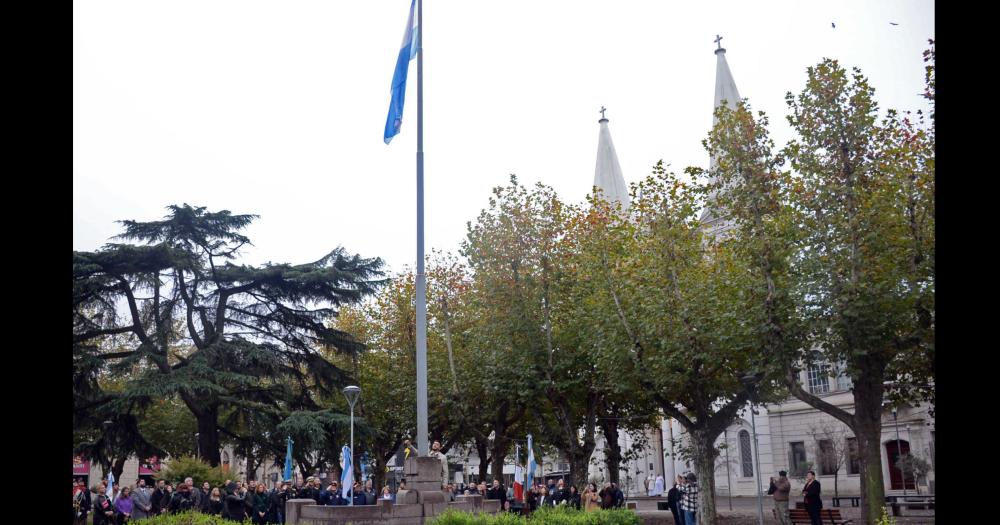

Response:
(892, 408), (906, 497)
(740, 374), (764, 525)
(343, 385), (362, 506)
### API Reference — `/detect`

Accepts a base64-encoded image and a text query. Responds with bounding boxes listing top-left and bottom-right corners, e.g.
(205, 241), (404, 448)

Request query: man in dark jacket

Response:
(666, 476), (682, 525)
(612, 482), (624, 508)
(599, 482), (614, 509)
(223, 483), (245, 520)
(185, 477), (203, 511)
(150, 479), (167, 516)
(364, 479), (378, 505)
(352, 481), (367, 506)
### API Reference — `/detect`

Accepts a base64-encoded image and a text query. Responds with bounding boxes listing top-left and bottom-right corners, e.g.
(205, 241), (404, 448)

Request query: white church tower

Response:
(700, 35), (743, 238)
(593, 107), (630, 210)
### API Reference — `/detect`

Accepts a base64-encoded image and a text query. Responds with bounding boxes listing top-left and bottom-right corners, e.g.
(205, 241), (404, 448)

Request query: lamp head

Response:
(343, 385), (362, 408)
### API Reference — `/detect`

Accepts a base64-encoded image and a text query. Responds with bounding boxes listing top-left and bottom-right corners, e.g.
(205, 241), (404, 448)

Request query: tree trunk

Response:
(245, 448), (257, 480)
(852, 363), (887, 525)
(196, 405), (222, 467)
(600, 419), (622, 486)
(489, 436), (510, 484)
(691, 431), (719, 525)
(569, 454), (591, 492)
(112, 456), (128, 484)
(476, 439), (490, 482)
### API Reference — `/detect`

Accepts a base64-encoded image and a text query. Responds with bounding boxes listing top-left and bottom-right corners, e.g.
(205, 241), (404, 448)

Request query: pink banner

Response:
(73, 456), (90, 476)
(138, 456), (161, 475)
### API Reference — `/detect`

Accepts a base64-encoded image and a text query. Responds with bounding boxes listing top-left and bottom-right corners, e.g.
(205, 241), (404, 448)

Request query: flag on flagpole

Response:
(526, 434), (536, 490)
(106, 470), (115, 501)
(284, 437), (294, 482)
(513, 441), (523, 501)
(383, 0), (419, 144)
(341, 445), (354, 500)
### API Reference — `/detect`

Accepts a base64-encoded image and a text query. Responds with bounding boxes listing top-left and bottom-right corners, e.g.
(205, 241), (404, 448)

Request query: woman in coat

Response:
(567, 485), (581, 510)
(114, 486), (133, 524)
(206, 488), (225, 516)
(802, 471), (823, 525)
(93, 486), (115, 525)
(251, 484), (271, 524)
(582, 483), (601, 512)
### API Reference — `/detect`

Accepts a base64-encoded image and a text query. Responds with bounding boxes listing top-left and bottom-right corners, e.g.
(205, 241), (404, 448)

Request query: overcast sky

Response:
(74, 0), (934, 274)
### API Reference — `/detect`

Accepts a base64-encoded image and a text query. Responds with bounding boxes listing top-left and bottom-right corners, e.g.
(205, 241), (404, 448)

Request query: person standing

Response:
(364, 479), (378, 505)
(612, 482), (624, 508)
(94, 484), (115, 525)
(599, 482), (614, 510)
(771, 471), (791, 525)
(678, 473), (698, 525)
(582, 483), (600, 512)
(251, 483), (270, 524)
(185, 478), (202, 511)
(207, 488), (225, 516)
(74, 481), (91, 525)
(132, 479), (152, 520)
(666, 476), (682, 525)
(427, 440), (450, 486)
(114, 486), (134, 524)
(149, 480), (167, 516)
(568, 485), (581, 510)
(654, 475), (665, 497)
(802, 471), (822, 525)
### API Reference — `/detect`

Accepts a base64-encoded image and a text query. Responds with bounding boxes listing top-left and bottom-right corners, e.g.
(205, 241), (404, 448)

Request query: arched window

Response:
(222, 452), (231, 472)
(739, 430), (754, 478)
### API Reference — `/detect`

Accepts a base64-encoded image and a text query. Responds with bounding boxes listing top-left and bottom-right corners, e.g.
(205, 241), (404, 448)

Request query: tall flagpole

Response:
(414, 0), (429, 457)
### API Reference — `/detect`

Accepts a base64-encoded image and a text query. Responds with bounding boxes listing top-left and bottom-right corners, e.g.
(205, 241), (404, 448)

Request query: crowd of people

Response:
(72, 475), (395, 524)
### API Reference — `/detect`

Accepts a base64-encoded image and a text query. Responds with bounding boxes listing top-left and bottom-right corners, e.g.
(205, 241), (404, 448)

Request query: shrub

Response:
(428, 506), (641, 525)
(129, 510), (249, 525)
(154, 456), (229, 488)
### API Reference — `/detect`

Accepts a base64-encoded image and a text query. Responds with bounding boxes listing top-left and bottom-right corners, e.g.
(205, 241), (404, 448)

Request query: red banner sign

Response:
(73, 456), (90, 476)
(138, 456), (161, 475)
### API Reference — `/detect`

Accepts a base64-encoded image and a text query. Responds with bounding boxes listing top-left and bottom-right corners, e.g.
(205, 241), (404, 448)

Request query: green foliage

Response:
(125, 510), (248, 525)
(73, 204), (386, 468)
(875, 506), (896, 525)
(895, 454), (932, 480)
(429, 507), (640, 525)
(155, 456), (229, 488)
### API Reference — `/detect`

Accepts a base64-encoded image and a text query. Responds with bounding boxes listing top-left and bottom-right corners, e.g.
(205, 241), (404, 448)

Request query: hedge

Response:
(430, 506), (642, 525)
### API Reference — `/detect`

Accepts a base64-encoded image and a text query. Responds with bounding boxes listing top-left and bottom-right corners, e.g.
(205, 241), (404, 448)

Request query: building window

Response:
(739, 430), (753, 478)
(846, 438), (860, 475)
(818, 439), (837, 475)
(789, 442), (808, 476)
(831, 361), (852, 391)
(808, 364), (830, 394)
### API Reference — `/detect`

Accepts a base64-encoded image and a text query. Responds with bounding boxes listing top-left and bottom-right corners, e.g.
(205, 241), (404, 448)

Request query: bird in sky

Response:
(890, 22), (899, 26)
(831, 22), (836, 28)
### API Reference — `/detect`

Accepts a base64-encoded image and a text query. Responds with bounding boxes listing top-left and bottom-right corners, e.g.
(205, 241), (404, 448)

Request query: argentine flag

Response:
(283, 437), (294, 482)
(341, 445), (354, 500)
(384, 0), (419, 144)
(106, 470), (115, 501)
(526, 434), (536, 489)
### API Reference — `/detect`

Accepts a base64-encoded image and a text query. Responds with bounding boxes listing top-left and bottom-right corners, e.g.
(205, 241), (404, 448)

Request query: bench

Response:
(831, 496), (860, 507)
(777, 508), (852, 524)
(886, 497), (935, 517)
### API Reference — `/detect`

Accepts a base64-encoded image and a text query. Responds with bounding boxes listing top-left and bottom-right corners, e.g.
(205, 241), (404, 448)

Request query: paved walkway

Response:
(629, 496), (935, 524)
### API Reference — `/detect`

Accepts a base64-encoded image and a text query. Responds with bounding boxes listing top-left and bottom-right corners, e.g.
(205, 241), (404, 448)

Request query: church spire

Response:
(701, 36), (742, 227)
(593, 107), (630, 211)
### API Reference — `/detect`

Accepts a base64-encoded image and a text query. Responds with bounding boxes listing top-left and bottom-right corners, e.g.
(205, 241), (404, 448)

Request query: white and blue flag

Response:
(526, 434), (536, 489)
(341, 445), (354, 500)
(106, 470), (115, 501)
(384, 0), (419, 144)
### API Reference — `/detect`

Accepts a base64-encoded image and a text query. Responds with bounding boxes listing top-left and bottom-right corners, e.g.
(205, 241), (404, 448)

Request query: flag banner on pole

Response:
(341, 445), (354, 500)
(384, 0), (419, 144)
(513, 465), (524, 501)
(106, 470), (115, 501)
(526, 434), (536, 489)
(284, 437), (294, 481)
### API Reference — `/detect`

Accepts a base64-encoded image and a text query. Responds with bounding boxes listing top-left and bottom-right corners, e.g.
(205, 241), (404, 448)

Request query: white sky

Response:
(74, 0), (934, 274)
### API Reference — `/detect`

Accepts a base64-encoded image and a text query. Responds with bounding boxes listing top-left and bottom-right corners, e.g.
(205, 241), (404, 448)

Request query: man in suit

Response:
(132, 478), (152, 519)
(802, 470), (822, 525)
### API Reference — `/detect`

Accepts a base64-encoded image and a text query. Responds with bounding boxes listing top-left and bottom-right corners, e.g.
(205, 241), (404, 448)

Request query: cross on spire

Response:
(600, 106), (607, 120)
(714, 34), (723, 49)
